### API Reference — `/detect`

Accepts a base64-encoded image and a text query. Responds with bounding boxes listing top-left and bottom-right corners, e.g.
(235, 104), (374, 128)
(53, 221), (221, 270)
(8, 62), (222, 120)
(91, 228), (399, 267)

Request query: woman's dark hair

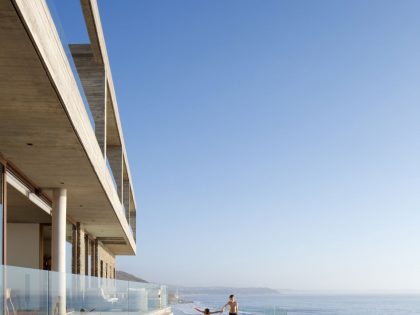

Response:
(204, 309), (210, 315)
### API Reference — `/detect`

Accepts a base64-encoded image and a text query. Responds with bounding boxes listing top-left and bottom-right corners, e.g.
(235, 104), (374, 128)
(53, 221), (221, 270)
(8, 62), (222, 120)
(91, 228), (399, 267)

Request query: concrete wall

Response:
(72, 224), (115, 278)
(98, 241), (115, 278)
(7, 223), (40, 269)
(77, 224), (86, 275)
(7, 223), (116, 277)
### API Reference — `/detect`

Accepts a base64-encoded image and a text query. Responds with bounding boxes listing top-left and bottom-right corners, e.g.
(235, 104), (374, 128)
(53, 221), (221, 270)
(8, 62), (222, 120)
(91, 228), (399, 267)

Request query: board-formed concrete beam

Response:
(80, 0), (103, 65)
(70, 44), (107, 157)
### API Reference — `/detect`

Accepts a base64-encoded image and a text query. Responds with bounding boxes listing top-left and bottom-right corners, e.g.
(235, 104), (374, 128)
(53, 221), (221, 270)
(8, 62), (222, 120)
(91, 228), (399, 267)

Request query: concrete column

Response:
(51, 188), (67, 315)
(107, 145), (123, 200)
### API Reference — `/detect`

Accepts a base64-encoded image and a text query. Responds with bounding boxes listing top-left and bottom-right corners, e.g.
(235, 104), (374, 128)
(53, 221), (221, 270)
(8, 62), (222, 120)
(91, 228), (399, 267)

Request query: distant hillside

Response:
(175, 286), (279, 295)
(116, 270), (148, 283)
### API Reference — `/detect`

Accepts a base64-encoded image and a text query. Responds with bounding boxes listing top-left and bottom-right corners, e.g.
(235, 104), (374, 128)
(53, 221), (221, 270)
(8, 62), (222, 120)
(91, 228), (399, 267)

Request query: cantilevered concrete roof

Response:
(0, 0), (136, 255)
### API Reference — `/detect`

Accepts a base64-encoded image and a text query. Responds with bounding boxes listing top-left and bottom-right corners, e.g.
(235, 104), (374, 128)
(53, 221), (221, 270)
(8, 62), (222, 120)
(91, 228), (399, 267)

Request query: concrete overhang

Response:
(80, 0), (138, 213)
(0, 0), (136, 255)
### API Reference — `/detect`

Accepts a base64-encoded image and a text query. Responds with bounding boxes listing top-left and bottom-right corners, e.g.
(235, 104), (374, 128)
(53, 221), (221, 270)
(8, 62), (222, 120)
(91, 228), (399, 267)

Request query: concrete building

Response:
(0, 0), (156, 314)
(0, 0), (171, 315)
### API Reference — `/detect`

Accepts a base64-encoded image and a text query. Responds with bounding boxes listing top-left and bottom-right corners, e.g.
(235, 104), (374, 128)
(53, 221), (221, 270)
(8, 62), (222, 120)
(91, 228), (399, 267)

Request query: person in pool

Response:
(194, 307), (223, 315)
(222, 294), (238, 315)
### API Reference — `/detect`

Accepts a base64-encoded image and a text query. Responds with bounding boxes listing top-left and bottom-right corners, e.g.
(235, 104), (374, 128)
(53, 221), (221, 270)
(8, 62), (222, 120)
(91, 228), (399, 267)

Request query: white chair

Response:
(100, 287), (118, 304)
(5, 288), (16, 315)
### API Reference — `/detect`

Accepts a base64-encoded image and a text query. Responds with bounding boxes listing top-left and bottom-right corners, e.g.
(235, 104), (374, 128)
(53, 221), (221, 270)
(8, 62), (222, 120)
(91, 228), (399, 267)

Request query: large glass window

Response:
(41, 224), (52, 270)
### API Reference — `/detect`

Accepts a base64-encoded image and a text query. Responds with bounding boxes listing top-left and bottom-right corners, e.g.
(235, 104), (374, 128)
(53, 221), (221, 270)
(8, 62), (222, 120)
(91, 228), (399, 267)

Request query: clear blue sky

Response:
(55, 0), (420, 292)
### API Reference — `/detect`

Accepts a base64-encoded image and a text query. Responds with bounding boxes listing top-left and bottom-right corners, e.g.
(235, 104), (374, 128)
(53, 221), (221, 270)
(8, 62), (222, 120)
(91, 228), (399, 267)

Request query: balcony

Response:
(1, 0), (136, 254)
(3, 265), (170, 314)
(43, 0), (137, 236)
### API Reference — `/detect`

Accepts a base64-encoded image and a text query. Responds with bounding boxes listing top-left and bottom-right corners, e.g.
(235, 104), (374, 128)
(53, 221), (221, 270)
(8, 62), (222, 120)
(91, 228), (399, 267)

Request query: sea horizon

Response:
(167, 284), (420, 296)
(172, 292), (420, 315)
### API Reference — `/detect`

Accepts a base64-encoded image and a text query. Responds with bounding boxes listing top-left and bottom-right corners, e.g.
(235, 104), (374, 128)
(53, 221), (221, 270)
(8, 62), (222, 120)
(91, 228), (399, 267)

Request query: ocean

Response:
(172, 293), (420, 315)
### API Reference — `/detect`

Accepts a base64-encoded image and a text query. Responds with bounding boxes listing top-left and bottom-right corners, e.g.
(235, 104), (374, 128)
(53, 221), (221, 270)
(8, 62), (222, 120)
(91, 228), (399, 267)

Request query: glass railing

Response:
(106, 158), (119, 194)
(4, 265), (169, 314)
(106, 158), (131, 223)
(129, 224), (136, 241)
(123, 205), (128, 222)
